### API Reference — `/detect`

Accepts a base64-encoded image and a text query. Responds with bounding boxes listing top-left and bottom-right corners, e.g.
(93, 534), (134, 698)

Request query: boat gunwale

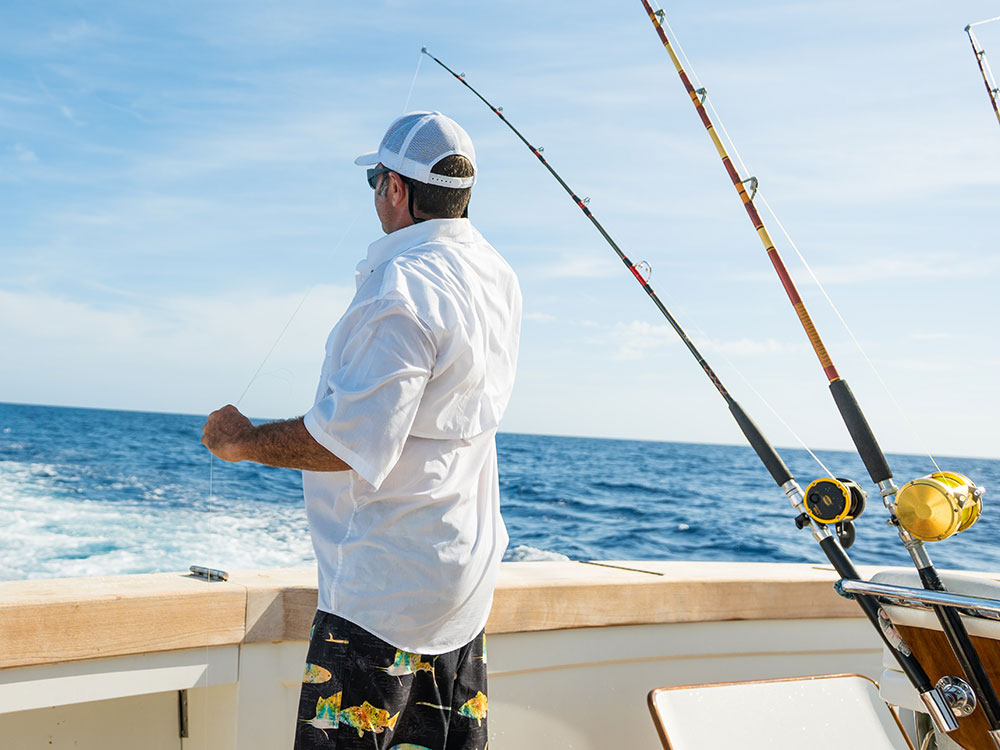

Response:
(3, 560), (987, 671)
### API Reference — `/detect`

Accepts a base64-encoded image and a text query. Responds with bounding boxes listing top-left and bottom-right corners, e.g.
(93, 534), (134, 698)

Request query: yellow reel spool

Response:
(895, 471), (983, 542)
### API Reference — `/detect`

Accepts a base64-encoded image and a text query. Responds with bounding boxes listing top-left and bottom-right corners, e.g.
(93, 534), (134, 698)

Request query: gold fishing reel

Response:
(803, 478), (867, 548)
(895, 471), (984, 542)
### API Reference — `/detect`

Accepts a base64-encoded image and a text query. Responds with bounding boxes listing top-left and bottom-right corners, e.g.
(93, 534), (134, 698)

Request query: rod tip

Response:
(421, 46), (429, 54)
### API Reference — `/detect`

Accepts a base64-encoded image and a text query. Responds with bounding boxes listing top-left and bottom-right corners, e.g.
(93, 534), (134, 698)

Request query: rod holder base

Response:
(937, 675), (977, 718)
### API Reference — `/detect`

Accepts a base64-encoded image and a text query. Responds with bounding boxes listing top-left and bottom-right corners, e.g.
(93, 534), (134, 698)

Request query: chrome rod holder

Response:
(921, 688), (961, 734)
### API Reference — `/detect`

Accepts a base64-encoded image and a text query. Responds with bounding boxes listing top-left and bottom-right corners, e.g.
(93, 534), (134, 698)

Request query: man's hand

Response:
(202, 404), (255, 463)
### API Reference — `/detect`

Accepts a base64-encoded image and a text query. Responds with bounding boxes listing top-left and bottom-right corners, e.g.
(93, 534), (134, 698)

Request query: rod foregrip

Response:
(727, 399), (793, 487)
(828, 378), (892, 484)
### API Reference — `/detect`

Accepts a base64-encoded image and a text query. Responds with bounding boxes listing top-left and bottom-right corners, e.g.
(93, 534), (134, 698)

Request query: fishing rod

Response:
(966, 18), (1000, 128)
(638, 3), (998, 742)
(419, 46), (961, 734)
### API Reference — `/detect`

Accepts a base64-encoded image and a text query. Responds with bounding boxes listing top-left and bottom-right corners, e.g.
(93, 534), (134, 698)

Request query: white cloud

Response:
(131, 109), (363, 182)
(590, 320), (800, 362)
(909, 331), (954, 342)
(879, 357), (963, 374)
(57, 104), (84, 126)
(696, 337), (797, 356)
(615, 321), (679, 361)
(735, 251), (1000, 285)
(531, 253), (619, 281)
(49, 21), (99, 44)
(813, 255), (1000, 283)
(11, 144), (37, 163)
(0, 284), (355, 416)
(524, 312), (556, 322)
(33, 74), (87, 127)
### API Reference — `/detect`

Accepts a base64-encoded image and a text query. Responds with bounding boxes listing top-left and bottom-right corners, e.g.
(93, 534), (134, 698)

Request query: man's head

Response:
(355, 111), (476, 233)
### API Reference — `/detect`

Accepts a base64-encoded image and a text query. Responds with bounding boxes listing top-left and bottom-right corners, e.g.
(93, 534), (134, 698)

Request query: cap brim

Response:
(354, 152), (379, 166)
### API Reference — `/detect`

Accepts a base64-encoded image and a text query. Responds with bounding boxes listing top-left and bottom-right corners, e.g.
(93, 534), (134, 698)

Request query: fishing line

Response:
(755, 191), (942, 473)
(658, 10), (705, 91)
(233, 289), (315, 409)
(693, 325), (836, 479)
(208, 284), (315, 497)
(645, 284), (835, 477)
(208, 215), (360, 497)
(424, 42), (948, 720)
(701, 62), (942, 471)
(420, 45), (853, 518)
(402, 49), (424, 113)
(209, 285), (315, 497)
(650, 6), (943, 472)
(641, 3), (999, 737)
(970, 15), (1000, 28)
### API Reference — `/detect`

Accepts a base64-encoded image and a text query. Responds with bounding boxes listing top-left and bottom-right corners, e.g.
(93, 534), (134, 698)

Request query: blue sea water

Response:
(1, 400), (998, 581)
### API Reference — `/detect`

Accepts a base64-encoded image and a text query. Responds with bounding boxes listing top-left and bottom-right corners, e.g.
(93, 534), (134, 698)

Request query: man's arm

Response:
(202, 404), (350, 472)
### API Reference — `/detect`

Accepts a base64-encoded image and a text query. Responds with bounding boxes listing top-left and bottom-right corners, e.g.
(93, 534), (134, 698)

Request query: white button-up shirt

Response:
(302, 218), (521, 653)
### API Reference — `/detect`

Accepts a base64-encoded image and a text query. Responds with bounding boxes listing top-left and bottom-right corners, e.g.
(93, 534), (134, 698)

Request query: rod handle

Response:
(728, 399), (793, 487)
(828, 378), (892, 484)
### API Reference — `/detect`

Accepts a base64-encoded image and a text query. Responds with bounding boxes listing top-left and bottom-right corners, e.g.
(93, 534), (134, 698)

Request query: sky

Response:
(1, 0), (998, 462)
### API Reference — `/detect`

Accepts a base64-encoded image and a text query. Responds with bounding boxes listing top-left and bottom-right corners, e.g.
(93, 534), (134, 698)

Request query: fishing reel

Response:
(895, 471), (984, 542)
(802, 478), (867, 549)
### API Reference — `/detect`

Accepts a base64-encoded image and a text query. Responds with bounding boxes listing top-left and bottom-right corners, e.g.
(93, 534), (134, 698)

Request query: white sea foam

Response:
(0, 460), (315, 580)
(503, 544), (571, 562)
(0, 456), (575, 578)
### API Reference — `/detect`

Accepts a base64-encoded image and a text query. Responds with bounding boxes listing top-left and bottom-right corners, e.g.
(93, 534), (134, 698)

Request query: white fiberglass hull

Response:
(0, 561), (935, 749)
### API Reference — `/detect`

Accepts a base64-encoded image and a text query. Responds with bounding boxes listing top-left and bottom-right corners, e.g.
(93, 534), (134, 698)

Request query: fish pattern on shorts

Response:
(295, 611), (488, 750)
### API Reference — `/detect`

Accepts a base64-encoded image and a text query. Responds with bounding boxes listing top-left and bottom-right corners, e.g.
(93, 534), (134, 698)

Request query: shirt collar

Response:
(355, 218), (473, 288)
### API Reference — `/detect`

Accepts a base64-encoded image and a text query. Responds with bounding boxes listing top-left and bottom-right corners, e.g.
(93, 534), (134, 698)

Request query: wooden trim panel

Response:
(895, 624), (1000, 750)
(0, 561), (882, 670)
(486, 561), (863, 634)
(0, 573), (246, 669)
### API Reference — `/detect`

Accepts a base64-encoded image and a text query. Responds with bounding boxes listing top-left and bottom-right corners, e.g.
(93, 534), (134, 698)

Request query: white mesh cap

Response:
(354, 111), (476, 189)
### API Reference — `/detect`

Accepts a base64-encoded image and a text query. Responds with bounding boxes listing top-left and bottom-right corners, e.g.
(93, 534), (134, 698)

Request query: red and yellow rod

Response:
(638, 6), (1000, 738)
(966, 22), (1000, 128)
(638, 0), (839, 384)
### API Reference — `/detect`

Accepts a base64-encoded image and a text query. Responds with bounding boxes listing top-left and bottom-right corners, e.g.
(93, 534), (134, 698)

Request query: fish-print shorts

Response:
(294, 610), (489, 750)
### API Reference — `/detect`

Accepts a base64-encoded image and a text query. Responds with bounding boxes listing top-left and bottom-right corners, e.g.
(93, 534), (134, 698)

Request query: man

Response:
(202, 111), (521, 750)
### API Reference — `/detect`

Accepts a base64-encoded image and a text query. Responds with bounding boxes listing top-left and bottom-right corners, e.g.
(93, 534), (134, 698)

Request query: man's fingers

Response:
(202, 406), (231, 451)
(201, 405), (250, 462)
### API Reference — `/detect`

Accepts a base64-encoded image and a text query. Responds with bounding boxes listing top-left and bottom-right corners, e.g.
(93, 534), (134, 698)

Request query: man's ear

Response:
(388, 172), (408, 207)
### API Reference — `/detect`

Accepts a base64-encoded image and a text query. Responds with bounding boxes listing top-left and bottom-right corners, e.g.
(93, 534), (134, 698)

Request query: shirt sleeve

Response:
(303, 298), (435, 490)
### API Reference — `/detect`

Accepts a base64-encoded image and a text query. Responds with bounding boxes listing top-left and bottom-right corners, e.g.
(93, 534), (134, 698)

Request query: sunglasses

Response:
(366, 166), (391, 189)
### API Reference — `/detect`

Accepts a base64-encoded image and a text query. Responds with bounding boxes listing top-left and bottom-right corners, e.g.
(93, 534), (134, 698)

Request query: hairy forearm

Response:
(247, 417), (350, 472)
(202, 405), (350, 472)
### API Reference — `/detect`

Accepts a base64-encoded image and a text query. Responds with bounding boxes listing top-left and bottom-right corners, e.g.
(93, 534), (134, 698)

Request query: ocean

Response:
(1, 400), (998, 581)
